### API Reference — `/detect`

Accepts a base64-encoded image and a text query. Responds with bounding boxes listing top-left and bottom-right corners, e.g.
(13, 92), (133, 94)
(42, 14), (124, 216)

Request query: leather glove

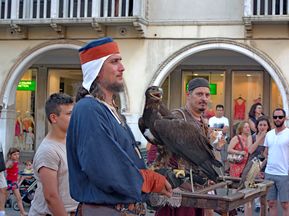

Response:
(140, 169), (166, 193)
(154, 168), (185, 189)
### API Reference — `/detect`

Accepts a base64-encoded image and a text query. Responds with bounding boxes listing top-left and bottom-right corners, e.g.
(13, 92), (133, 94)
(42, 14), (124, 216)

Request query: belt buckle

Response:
(115, 203), (146, 216)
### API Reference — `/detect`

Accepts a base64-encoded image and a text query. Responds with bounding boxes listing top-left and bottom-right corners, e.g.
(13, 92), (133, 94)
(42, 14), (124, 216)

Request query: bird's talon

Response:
(173, 169), (185, 178)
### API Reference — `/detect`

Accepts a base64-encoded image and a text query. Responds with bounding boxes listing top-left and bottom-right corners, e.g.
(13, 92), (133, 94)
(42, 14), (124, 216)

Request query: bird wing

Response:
(154, 118), (222, 181)
(138, 117), (146, 134)
(239, 159), (253, 189)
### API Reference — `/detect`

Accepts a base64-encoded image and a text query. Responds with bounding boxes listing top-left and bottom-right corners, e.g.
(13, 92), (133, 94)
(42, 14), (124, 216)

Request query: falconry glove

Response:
(140, 169), (166, 193)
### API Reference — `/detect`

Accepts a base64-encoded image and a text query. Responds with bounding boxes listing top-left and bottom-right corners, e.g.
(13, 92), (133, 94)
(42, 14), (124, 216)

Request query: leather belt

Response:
(115, 203), (146, 215)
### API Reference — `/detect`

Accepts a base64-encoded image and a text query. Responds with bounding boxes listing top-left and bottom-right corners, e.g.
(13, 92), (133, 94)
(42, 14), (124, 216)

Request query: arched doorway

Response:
(150, 40), (287, 135)
(0, 41), (129, 154)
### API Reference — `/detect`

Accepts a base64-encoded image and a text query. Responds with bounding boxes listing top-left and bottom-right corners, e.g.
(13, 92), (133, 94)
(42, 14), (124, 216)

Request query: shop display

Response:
(14, 111), (23, 149)
(234, 96), (246, 120)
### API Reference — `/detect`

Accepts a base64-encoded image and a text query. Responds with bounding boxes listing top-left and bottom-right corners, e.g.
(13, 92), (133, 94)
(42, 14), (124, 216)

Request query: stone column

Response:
(35, 67), (48, 150)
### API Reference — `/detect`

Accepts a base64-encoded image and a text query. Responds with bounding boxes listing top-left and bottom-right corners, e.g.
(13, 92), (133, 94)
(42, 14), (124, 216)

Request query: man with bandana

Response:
(155, 78), (215, 216)
(66, 37), (172, 215)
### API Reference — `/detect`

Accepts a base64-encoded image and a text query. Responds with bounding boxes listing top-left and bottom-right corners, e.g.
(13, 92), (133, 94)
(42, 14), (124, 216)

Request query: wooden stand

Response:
(179, 177), (273, 216)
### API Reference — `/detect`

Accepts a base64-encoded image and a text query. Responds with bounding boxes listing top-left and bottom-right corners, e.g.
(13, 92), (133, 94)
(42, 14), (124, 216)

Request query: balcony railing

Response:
(244, 0), (289, 16)
(0, 0), (144, 20)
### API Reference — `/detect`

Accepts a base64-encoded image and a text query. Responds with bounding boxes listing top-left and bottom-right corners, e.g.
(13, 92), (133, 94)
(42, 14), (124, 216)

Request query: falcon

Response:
(238, 156), (267, 189)
(139, 86), (222, 182)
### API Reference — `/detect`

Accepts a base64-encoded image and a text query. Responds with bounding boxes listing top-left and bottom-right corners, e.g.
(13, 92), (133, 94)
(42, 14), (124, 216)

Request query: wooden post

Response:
(260, 193), (267, 216)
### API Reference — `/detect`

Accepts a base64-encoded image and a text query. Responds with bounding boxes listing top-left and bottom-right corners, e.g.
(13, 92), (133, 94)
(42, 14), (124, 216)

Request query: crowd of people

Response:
(0, 37), (288, 216)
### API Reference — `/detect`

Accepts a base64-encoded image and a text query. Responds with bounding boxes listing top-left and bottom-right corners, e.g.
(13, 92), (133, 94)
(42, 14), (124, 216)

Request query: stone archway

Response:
(0, 40), (129, 153)
(151, 39), (288, 114)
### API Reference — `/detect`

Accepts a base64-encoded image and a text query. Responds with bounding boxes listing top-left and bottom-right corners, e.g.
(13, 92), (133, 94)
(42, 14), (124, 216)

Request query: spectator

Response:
(248, 115), (271, 212)
(66, 37), (172, 215)
(209, 104), (229, 168)
(0, 106), (7, 216)
(264, 108), (289, 216)
(248, 102), (263, 134)
(228, 121), (252, 215)
(6, 147), (27, 216)
(227, 121), (252, 177)
(209, 104), (229, 137)
(0, 169), (5, 216)
(248, 115), (271, 159)
(0, 148), (6, 216)
(29, 93), (78, 216)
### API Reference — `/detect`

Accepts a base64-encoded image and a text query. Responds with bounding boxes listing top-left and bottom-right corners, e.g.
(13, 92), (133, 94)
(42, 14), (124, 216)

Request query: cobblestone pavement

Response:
(5, 205), (30, 216)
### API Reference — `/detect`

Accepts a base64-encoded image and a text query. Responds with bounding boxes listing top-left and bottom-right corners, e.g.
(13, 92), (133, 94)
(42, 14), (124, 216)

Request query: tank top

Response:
(6, 161), (19, 182)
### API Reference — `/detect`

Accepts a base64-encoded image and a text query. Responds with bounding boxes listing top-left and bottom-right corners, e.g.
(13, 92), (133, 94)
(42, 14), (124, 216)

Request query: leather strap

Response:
(237, 135), (244, 150)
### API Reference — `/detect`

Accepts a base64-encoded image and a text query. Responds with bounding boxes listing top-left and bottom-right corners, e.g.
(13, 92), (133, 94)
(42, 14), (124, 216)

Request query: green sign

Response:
(17, 80), (36, 91)
(209, 83), (217, 95)
(186, 82), (217, 95)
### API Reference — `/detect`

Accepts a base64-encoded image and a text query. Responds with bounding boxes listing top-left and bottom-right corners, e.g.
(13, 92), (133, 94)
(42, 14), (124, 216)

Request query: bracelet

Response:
(215, 147), (222, 151)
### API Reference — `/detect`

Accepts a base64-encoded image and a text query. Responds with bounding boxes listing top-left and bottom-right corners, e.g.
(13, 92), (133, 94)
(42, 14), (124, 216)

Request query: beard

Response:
(274, 120), (284, 128)
(199, 107), (206, 112)
(198, 104), (207, 112)
(106, 82), (124, 93)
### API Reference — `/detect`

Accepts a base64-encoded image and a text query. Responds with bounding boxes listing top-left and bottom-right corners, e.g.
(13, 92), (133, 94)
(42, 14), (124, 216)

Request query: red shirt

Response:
(6, 161), (18, 182)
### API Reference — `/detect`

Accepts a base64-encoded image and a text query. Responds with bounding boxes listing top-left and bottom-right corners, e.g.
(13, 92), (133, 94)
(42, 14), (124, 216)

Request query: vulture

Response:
(139, 86), (222, 182)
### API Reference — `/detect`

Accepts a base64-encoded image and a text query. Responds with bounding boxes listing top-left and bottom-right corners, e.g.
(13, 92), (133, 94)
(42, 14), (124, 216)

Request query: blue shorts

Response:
(265, 173), (289, 202)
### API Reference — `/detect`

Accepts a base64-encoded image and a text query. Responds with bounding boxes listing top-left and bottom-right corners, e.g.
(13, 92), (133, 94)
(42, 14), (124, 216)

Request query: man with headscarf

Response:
(66, 37), (172, 215)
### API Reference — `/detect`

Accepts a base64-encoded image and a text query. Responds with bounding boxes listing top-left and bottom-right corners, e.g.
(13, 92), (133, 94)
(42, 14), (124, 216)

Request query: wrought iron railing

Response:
(244, 0), (289, 16)
(0, 0), (144, 20)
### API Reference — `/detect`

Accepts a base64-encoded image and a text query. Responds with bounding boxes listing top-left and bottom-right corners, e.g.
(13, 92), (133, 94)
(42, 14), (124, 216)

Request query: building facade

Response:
(0, 0), (288, 155)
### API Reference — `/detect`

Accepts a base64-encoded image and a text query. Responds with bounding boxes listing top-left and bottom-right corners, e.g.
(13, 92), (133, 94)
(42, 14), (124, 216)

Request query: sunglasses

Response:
(273, 115), (285, 120)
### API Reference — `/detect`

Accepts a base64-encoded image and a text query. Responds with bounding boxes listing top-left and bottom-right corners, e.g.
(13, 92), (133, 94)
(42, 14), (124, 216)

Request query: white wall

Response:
(148, 0), (243, 21)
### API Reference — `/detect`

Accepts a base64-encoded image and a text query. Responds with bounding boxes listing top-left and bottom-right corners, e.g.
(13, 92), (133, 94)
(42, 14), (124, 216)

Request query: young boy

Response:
(29, 93), (78, 216)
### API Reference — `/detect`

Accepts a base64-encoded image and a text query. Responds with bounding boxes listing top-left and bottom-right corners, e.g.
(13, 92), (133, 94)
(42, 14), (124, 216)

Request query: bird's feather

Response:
(154, 118), (222, 181)
(139, 86), (222, 182)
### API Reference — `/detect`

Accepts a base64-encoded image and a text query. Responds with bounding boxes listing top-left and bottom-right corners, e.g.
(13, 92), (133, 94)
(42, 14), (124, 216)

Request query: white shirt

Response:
(264, 127), (289, 176)
(208, 116), (229, 130)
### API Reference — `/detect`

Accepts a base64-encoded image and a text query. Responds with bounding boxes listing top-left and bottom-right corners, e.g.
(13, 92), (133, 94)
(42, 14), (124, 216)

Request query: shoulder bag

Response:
(227, 135), (245, 164)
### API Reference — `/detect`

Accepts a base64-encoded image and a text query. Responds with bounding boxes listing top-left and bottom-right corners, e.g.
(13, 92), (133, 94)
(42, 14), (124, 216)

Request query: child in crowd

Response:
(6, 148), (27, 216)
(19, 160), (34, 185)
(23, 160), (33, 174)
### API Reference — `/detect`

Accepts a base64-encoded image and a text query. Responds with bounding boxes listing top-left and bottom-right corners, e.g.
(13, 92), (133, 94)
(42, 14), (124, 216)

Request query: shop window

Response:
(231, 71), (263, 127)
(182, 70), (225, 119)
(48, 68), (82, 99)
(270, 79), (283, 112)
(15, 69), (37, 152)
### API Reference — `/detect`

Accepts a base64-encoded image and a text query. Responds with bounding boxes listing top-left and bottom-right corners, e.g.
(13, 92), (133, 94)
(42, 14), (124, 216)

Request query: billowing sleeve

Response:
(71, 101), (144, 200)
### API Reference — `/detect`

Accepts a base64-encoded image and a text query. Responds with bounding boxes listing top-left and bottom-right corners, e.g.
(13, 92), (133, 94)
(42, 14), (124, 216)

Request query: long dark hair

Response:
(76, 78), (105, 102)
(248, 102), (263, 119)
(255, 115), (271, 133)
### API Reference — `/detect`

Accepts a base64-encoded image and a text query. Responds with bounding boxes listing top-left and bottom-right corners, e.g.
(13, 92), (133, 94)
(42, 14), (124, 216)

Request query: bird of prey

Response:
(139, 86), (222, 182)
(238, 156), (266, 189)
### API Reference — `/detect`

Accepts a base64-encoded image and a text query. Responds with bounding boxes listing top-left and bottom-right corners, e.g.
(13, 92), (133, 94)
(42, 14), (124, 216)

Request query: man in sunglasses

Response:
(264, 108), (289, 216)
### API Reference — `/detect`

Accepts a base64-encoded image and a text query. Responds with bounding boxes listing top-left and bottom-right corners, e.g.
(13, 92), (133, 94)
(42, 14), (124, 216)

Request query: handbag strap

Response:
(237, 135), (244, 150)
